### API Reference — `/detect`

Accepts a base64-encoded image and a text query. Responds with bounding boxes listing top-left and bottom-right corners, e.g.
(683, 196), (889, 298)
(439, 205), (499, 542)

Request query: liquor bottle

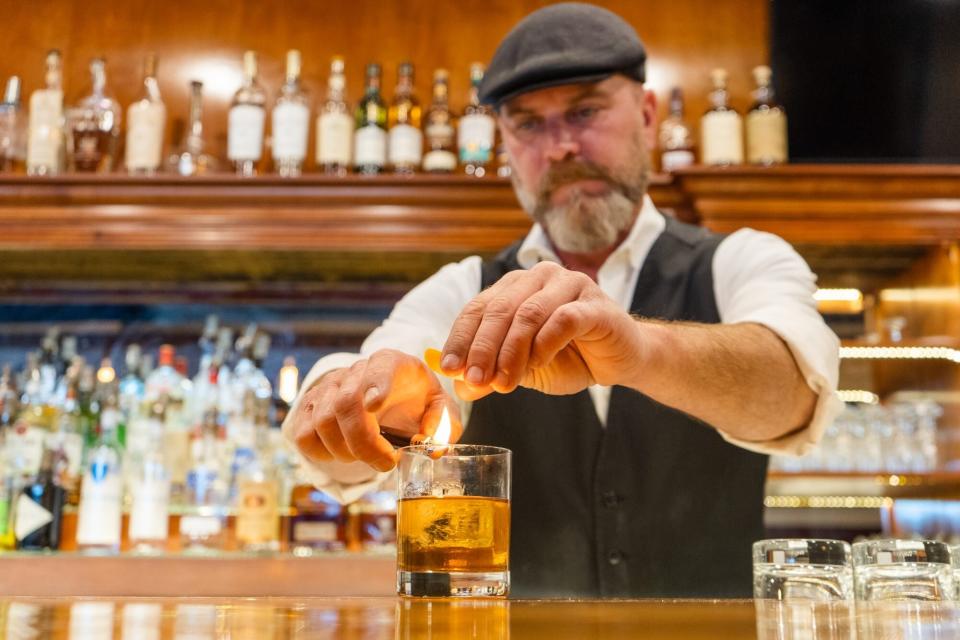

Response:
(288, 471), (345, 555)
(233, 413), (280, 553)
(168, 80), (217, 176)
(458, 63), (495, 177)
(658, 87), (695, 172)
(422, 69), (457, 173)
(75, 396), (124, 554)
(47, 377), (84, 506)
(125, 53), (166, 175)
(745, 65), (788, 166)
(128, 406), (170, 554)
(227, 50), (267, 177)
(15, 447), (65, 550)
(353, 63), (388, 175)
(8, 360), (52, 479)
(118, 344), (145, 427)
(0, 76), (27, 173)
(26, 50), (64, 176)
(700, 68), (743, 166)
(272, 49), (310, 178)
(316, 56), (353, 176)
(387, 62), (423, 174)
(66, 57), (121, 173)
(145, 344), (186, 403)
(350, 490), (397, 551)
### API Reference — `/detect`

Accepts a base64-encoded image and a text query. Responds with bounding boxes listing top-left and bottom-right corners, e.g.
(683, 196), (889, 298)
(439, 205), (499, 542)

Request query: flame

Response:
(433, 406), (453, 445)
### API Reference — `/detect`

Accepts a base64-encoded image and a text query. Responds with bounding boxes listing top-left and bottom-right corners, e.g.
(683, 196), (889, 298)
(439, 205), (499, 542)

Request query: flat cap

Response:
(479, 2), (646, 107)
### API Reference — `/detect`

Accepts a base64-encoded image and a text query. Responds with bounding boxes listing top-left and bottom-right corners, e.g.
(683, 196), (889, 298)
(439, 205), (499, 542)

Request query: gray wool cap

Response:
(479, 2), (646, 107)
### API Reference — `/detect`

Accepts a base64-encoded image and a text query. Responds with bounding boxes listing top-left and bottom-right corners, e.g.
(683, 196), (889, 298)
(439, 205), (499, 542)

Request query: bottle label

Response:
(129, 478), (170, 541)
(27, 89), (64, 171)
(388, 124), (423, 166)
(7, 426), (45, 476)
(746, 110), (788, 164)
(236, 479), (279, 544)
(661, 149), (695, 172)
(354, 125), (386, 167)
(125, 102), (166, 170)
(293, 520), (337, 543)
(700, 111), (743, 165)
(317, 112), (353, 165)
(14, 493), (53, 541)
(227, 104), (265, 161)
(179, 514), (222, 538)
(76, 466), (123, 546)
(425, 122), (454, 147)
(458, 114), (495, 163)
(45, 431), (84, 479)
(422, 150), (457, 172)
(272, 102), (309, 161)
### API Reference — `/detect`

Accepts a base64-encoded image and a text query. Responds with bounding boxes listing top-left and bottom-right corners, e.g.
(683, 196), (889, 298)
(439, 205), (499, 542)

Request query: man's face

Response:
(498, 75), (657, 253)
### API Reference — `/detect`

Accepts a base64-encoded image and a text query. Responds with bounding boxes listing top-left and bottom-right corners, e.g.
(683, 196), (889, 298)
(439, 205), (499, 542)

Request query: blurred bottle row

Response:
(771, 401), (943, 474)
(0, 50), (506, 179)
(0, 320), (395, 555)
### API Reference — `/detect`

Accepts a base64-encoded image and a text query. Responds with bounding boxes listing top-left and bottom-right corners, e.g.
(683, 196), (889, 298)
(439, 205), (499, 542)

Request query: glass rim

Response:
(852, 539), (951, 565)
(398, 443), (511, 458)
(753, 538), (851, 566)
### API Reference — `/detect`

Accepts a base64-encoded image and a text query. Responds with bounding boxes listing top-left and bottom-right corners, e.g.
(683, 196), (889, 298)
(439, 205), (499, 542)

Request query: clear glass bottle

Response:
(233, 430), (280, 553)
(75, 392), (124, 554)
(125, 53), (166, 175)
(0, 76), (26, 173)
(316, 56), (353, 176)
(458, 63), (495, 177)
(658, 87), (695, 172)
(271, 49), (310, 178)
(422, 69), (457, 174)
(700, 68), (743, 166)
(168, 80), (217, 176)
(353, 63), (388, 175)
(26, 50), (64, 176)
(15, 447), (66, 550)
(228, 50), (267, 177)
(67, 57), (121, 173)
(388, 62), (422, 174)
(128, 409), (170, 554)
(746, 65), (788, 166)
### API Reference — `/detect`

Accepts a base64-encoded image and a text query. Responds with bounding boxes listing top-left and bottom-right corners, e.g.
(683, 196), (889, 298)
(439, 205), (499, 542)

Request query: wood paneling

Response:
(0, 0), (768, 164)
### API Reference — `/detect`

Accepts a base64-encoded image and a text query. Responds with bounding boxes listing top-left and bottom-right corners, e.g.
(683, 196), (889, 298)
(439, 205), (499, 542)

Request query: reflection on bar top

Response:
(1, 597), (958, 639)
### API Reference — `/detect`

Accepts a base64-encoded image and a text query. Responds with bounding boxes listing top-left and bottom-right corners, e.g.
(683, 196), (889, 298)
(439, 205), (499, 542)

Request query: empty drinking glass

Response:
(853, 539), (953, 601)
(753, 539), (853, 601)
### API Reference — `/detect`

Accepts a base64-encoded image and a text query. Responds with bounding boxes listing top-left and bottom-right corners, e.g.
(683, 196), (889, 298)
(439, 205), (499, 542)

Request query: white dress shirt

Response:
(283, 195), (841, 502)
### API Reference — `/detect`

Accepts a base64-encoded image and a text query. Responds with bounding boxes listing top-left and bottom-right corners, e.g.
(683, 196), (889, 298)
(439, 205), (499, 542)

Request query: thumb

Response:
(453, 379), (495, 402)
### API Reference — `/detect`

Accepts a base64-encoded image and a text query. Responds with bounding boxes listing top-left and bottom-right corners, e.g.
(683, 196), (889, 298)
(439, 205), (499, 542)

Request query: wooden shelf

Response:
(766, 471), (960, 500)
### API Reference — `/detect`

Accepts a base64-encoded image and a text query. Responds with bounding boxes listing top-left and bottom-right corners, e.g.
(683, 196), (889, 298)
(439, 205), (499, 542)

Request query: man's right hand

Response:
(286, 348), (463, 472)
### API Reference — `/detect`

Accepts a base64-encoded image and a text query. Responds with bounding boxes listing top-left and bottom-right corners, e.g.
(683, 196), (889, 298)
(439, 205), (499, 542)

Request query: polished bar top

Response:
(2, 597), (957, 639)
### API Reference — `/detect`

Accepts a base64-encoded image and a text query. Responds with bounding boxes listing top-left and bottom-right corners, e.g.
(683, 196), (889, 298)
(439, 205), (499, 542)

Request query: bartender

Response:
(284, 2), (840, 598)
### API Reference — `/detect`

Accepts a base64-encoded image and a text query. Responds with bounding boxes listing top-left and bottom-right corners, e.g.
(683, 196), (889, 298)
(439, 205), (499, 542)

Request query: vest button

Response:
(601, 491), (621, 508)
(607, 550), (625, 566)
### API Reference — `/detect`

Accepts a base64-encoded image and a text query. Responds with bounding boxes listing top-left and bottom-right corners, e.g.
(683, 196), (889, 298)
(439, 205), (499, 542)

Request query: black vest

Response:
(461, 216), (768, 598)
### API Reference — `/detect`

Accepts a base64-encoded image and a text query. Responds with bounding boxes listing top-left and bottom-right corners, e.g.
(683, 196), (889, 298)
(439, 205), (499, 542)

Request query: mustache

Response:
(537, 161), (616, 201)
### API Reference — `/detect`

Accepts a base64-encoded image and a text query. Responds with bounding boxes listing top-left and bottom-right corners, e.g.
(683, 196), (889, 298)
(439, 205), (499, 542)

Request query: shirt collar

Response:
(516, 195), (665, 271)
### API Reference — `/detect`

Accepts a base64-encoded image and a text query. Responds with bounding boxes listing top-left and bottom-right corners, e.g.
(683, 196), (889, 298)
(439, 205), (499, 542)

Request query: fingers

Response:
(453, 378), (495, 402)
(333, 360), (398, 472)
(420, 393), (465, 443)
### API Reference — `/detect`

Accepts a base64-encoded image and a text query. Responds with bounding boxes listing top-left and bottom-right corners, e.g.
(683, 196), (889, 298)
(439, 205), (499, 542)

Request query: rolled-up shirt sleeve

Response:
(281, 256), (483, 502)
(712, 228), (842, 455)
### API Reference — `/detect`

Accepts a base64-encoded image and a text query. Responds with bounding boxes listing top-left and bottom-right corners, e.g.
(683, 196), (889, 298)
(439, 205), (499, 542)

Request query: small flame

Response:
(433, 406), (452, 445)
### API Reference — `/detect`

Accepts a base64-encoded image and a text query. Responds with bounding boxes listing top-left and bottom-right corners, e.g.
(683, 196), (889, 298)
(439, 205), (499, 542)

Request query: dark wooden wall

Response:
(0, 0), (769, 161)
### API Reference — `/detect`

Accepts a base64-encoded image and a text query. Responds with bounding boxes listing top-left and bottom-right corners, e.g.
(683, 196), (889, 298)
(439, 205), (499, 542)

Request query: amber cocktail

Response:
(396, 445), (511, 597)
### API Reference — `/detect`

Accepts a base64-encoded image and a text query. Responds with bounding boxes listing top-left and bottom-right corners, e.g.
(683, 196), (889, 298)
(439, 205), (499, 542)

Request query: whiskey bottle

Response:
(168, 81), (217, 176)
(658, 87), (695, 172)
(15, 447), (65, 550)
(316, 56), (353, 176)
(288, 472), (345, 554)
(422, 69), (457, 173)
(26, 50), (64, 176)
(234, 444), (280, 552)
(271, 50), (310, 178)
(66, 57), (121, 173)
(125, 53), (166, 175)
(700, 68), (743, 166)
(458, 63), (495, 177)
(745, 65), (788, 166)
(353, 63), (388, 175)
(0, 76), (26, 173)
(387, 62), (423, 174)
(228, 51), (267, 177)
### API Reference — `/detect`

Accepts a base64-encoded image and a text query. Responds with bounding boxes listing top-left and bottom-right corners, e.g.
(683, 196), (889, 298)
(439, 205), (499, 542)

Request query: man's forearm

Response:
(629, 320), (817, 442)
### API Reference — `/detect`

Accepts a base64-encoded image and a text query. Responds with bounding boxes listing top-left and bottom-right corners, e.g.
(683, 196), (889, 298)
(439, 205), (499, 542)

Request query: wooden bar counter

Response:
(1, 596), (956, 638)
